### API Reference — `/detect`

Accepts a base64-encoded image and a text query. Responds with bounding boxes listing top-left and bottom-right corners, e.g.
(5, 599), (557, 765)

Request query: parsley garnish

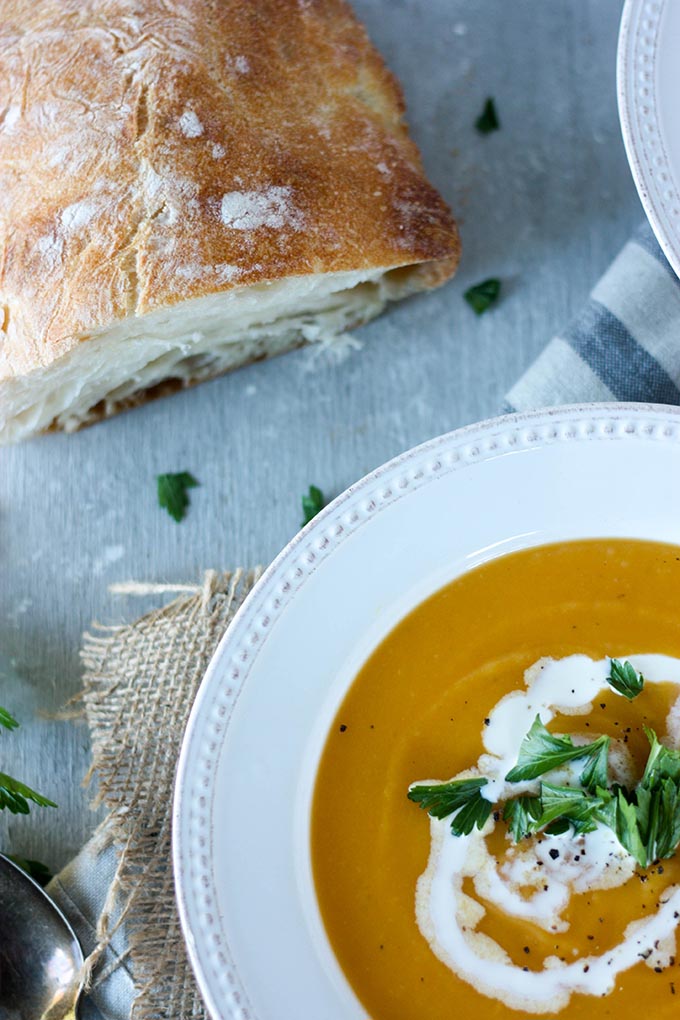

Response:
(504, 786), (604, 840)
(409, 659), (680, 869)
(607, 658), (644, 700)
(535, 782), (602, 836)
(503, 795), (542, 841)
(579, 735), (610, 791)
(475, 97), (500, 135)
(504, 715), (608, 783)
(464, 278), (501, 315)
(157, 472), (199, 522)
(614, 789), (648, 867)
(408, 777), (492, 836)
(0, 707), (56, 816)
(641, 726), (680, 785)
(301, 485), (324, 527)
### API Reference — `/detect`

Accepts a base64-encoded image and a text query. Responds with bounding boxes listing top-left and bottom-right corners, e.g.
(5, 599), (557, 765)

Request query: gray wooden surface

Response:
(0, 0), (641, 874)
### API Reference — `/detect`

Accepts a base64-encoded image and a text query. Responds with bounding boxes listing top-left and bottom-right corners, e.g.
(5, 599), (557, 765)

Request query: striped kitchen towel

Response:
(505, 222), (680, 411)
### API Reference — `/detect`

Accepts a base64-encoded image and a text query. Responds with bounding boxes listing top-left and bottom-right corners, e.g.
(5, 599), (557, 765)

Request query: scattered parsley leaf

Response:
(475, 97), (500, 135)
(408, 777), (492, 835)
(464, 278), (501, 315)
(301, 485), (324, 527)
(0, 707), (18, 731)
(505, 715), (605, 783)
(8, 855), (52, 887)
(503, 795), (542, 841)
(157, 472), (199, 523)
(607, 658), (644, 700)
(0, 773), (57, 815)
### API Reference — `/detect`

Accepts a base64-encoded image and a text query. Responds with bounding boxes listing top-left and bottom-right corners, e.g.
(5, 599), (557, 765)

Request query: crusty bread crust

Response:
(0, 0), (459, 432)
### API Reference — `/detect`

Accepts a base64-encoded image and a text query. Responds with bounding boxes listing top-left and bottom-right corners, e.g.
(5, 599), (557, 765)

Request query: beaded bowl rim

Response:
(618, 0), (680, 278)
(173, 402), (680, 1020)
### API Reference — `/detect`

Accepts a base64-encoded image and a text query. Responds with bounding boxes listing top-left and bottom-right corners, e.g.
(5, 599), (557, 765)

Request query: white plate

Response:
(173, 403), (680, 1020)
(618, 0), (680, 277)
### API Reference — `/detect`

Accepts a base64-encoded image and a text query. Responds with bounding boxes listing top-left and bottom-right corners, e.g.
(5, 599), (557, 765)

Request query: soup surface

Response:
(311, 539), (680, 1019)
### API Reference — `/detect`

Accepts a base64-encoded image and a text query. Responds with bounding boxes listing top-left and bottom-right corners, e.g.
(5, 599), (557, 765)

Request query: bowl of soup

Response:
(174, 403), (680, 1020)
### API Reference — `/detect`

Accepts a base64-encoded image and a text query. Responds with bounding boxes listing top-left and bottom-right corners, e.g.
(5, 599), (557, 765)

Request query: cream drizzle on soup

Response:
(414, 655), (680, 1013)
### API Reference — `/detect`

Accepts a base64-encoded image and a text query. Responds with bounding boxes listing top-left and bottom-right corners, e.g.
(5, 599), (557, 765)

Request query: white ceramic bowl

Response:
(173, 403), (680, 1020)
(618, 0), (680, 277)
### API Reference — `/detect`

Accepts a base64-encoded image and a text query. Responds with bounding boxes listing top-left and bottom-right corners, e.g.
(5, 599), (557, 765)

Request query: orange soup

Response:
(311, 539), (680, 1018)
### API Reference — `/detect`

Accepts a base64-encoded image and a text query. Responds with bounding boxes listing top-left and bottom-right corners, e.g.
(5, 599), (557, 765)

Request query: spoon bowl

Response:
(0, 853), (84, 1020)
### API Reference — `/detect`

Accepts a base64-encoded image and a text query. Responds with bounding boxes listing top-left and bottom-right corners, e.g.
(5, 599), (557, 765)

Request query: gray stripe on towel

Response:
(591, 243), (680, 385)
(565, 300), (680, 404)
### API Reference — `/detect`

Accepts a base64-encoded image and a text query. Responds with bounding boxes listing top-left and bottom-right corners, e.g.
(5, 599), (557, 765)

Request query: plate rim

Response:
(172, 401), (680, 1020)
(618, 0), (680, 278)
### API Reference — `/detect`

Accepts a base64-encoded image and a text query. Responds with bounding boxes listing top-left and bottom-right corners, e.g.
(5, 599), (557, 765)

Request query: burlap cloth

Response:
(49, 568), (261, 1020)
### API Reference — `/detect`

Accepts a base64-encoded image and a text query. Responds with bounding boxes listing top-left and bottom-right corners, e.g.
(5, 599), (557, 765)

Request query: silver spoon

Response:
(0, 853), (84, 1020)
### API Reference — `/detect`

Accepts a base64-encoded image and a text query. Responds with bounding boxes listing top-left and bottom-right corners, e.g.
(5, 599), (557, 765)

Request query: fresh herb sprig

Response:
(0, 707), (19, 731)
(607, 658), (645, 700)
(505, 715), (609, 784)
(408, 777), (492, 836)
(503, 794), (542, 841)
(0, 774), (56, 815)
(0, 707), (56, 815)
(409, 660), (680, 868)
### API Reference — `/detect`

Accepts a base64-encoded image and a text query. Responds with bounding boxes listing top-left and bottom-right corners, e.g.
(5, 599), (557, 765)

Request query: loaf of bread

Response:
(0, 0), (460, 444)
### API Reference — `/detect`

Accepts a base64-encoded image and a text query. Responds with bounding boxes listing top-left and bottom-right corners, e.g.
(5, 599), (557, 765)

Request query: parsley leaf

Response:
(475, 97), (500, 135)
(8, 855), (52, 887)
(464, 278), (501, 315)
(301, 485), (324, 527)
(0, 707), (18, 731)
(641, 726), (680, 786)
(632, 729), (680, 863)
(505, 715), (606, 783)
(593, 785), (618, 830)
(653, 778), (680, 859)
(408, 777), (493, 835)
(157, 472), (199, 522)
(615, 790), (647, 867)
(450, 792), (493, 836)
(0, 708), (56, 816)
(534, 782), (601, 836)
(503, 795), (542, 841)
(607, 658), (644, 700)
(579, 735), (610, 791)
(0, 773), (57, 815)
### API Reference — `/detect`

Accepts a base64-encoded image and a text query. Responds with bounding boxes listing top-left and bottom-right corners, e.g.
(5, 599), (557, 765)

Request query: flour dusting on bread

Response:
(219, 187), (304, 232)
